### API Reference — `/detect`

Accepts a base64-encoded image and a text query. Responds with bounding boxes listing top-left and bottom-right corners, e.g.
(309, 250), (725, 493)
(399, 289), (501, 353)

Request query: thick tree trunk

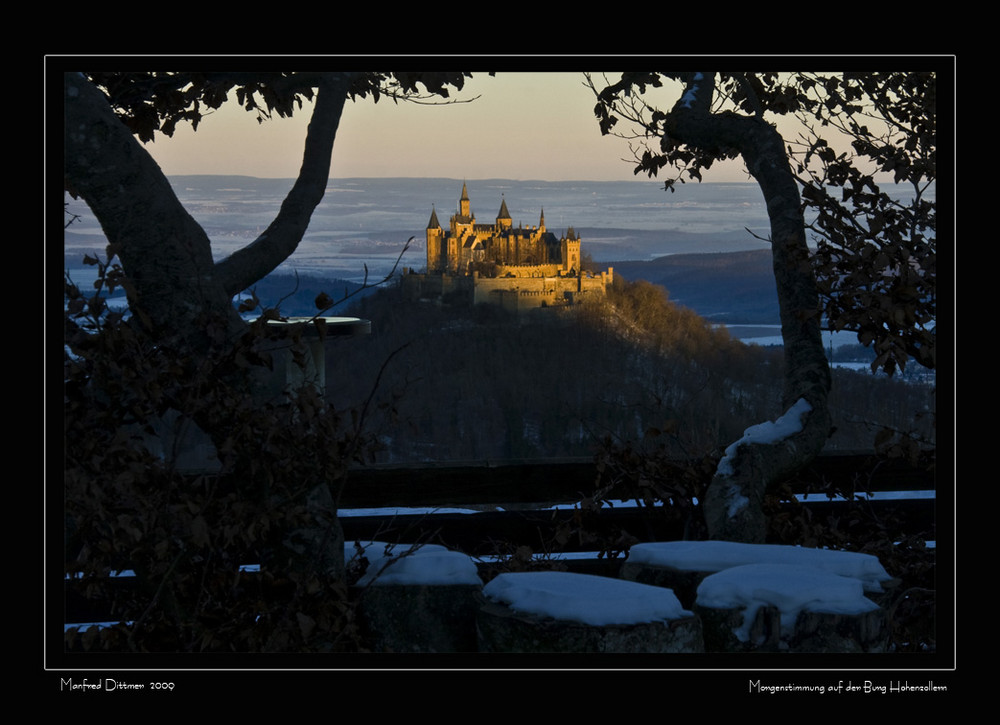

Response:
(663, 73), (832, 543)
(64, 72), (358, 585)
(65, 71), (243, 348)
(64, 72), (356, 346)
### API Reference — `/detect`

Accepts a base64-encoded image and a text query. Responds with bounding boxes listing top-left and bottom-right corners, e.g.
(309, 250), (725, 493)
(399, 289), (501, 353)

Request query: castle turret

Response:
(426, 205), (445, 273)
(562, 227), (581, 274)
(497, 195), (512, 230)
(459, 181), (471, 218)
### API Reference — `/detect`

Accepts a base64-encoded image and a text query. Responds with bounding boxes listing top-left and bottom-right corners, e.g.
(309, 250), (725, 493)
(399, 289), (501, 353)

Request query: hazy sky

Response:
(144, 72), (753, 183)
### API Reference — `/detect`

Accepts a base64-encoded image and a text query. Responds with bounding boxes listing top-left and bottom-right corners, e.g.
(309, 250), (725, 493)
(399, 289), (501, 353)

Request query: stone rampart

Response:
(400, 269), (608, 312)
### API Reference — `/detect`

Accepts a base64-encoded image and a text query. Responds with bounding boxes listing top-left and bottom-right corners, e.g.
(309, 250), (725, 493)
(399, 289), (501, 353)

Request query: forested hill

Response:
(319, 274), (934, 465)
(608, 249), (779, 325)
(326, 278), (784, 464)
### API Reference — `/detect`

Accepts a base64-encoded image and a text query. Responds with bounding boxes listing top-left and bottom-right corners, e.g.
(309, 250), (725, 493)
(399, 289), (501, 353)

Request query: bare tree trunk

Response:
(663, 73), (832, 542)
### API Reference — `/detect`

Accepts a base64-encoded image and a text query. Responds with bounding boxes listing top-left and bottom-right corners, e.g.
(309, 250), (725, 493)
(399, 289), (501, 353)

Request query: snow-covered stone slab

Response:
(348, 541), (483, 653)
(694, 563), (887, 653)
(348, 541), (482, 587)
(478, 571), (704, 653)
(623, 540), (894, 594)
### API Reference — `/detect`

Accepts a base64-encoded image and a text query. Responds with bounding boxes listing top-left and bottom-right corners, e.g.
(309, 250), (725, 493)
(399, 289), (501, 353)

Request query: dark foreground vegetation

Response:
(63, 269), (936, 655)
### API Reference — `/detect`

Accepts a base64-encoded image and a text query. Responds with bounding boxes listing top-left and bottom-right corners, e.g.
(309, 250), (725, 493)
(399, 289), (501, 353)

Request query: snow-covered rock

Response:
(347, 541), (482, 587)
(478, 571), (704, 653)
(482, 571), (691, 626)
(625, 540), (893, 592)
(695, 563), (887, 652)
(347, 541), (483, 653)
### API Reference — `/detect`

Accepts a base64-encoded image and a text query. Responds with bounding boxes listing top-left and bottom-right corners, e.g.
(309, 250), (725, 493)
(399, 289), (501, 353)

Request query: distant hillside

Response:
(582, 227), (767, 262)
(610, 249), (779, 324)
(330, 279), (786, 463)
(326, 273), (934, 464)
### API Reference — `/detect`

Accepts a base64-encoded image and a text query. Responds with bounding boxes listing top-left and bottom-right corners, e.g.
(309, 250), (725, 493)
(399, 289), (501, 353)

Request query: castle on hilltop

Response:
(401, 183), (613, 312)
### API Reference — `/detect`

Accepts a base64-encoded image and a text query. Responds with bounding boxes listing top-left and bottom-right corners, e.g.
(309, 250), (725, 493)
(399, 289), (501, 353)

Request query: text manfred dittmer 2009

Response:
(60, 678), (175, 692)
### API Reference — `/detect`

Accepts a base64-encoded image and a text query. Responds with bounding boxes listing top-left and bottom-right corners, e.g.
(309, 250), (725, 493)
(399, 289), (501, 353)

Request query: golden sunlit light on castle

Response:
(402, 182), (613, 312)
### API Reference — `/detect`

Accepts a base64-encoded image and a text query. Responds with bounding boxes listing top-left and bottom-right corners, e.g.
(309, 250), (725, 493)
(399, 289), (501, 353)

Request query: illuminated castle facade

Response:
(426, 181), (583, 276)
(403, 183), (612, 312)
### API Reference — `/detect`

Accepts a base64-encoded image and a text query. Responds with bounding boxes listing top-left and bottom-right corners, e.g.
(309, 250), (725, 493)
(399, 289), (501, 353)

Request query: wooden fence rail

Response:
(340, 451), (935, 554)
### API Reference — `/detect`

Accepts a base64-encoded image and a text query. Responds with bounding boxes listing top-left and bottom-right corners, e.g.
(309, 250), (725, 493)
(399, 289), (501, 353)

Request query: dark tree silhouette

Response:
(588, 70), (938, 542)
(62, 71), (477, 651)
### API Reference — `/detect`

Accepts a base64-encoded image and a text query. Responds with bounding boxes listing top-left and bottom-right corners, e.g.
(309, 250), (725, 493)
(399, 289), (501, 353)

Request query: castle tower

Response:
(562, 226), (581, 274)
(426, 205), (444, 273)
(497, 195), (512, 231)
(459, 181), (471, 218)
(451, 182), (475, 239)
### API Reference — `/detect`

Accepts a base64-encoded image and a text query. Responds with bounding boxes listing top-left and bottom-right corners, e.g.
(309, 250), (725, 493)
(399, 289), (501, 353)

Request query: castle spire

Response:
(498, 194), (511, 221)
(496, 192), (512, 230)
(459, 181), (471, 219)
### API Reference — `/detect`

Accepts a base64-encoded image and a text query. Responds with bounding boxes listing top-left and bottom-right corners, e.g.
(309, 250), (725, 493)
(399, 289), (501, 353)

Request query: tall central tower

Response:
(459, 181), (471, 218)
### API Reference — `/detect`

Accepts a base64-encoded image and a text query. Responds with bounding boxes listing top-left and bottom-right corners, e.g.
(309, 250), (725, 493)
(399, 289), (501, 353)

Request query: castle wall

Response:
(472, 274), (607, 311)
(402, 269), (608, 312)
(495, 263), (563, 278)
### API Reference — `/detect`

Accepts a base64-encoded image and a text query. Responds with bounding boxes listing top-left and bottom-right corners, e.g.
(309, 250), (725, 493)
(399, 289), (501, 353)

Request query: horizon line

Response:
(163, 173), (759, 184)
